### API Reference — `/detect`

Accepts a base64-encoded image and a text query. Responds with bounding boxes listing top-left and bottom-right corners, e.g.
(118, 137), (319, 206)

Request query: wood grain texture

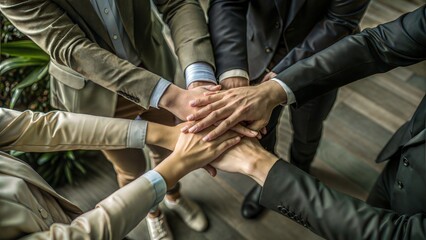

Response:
(56, 1), (425, 239)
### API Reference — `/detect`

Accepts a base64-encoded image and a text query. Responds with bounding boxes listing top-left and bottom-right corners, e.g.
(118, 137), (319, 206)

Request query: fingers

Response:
(187, 99), (227, 121)
(247, 119), (268, 132)
(216, 136), (241, 154)
(261, 127), (267, 135)
(189, 93), (223, 107)
(229, 124), (259, 138)
(203, 113), (241, 141)
(202, 85), (221, 91)
(188, 106), (235, 134)
(202, 164), (217, 177)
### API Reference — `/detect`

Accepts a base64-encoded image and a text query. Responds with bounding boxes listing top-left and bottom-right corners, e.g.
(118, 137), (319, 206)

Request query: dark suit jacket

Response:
(261, 6), (426, 239)
(208, 0), (369, 80)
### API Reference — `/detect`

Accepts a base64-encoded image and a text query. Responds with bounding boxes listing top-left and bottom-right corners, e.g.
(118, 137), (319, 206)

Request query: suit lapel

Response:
(284, 0), (306, 30)
(404, 129), (425, 148)
(0, 153), (83, 215)
(65, 0), (114, 50)
(116, 0), (136, 49)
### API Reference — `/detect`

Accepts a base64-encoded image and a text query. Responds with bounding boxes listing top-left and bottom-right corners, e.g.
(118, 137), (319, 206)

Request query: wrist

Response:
(159, 84), (184, 111)
(154, 154), (186, 189)
(244, 150), (278, 186)
(146, 123), (175, 150)
(259, 80), (287, 107)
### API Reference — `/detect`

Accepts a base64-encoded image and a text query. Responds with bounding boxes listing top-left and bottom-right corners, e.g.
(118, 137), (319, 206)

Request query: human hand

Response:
(154, 127), (241, 188)
(182, 80), (287, 141)
(261, 71), (277, 83)
(210, 137), (278, 186)
(159, 84), (221, 121)
(220, 77), (249, 90)
(188, 81), (217, 90)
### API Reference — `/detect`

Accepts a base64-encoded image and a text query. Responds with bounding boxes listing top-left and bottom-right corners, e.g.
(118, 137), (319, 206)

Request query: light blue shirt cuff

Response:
(143, 170), (167, 206)
(184, 62), (217, 88)
(150, 78), (172, 108)
(127, 120), (148, 148)
(271, 78), (296, 105)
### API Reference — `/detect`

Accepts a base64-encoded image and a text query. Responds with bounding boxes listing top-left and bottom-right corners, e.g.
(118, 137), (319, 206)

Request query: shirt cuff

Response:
(127, 119), (148, 149)
(143, 170), (167, 206)
(218, 69), (249, 82)
(271, 78), (296, 105)
(185, 62), (217, 88)
(150, 78), (172, 108)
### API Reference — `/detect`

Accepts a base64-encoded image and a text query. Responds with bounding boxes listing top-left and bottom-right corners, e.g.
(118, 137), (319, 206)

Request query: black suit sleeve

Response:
(208, 0), (250, 77)
(260, 160), (426, 240)
(272, 0), (370, 74)
(276, 6), (426, 107)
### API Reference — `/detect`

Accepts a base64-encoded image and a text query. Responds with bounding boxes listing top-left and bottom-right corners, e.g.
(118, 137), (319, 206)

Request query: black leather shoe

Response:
(241, 185), (264, 219)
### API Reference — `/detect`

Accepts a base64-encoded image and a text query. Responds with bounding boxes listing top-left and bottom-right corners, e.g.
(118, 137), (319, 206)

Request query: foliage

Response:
(1, 14), (93, 187)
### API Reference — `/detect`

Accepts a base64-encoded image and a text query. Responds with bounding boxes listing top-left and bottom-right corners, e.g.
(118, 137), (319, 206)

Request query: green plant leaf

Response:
(13, 65), (48, 90)
(65, 151), (76, 161)
(9, 88), (23, 109)
(37, 152), (55, 165)
(65, 163), (73, 184)
(0, 57), (46, 75)
(73, 161), (87, 175)
(9, 150), (25, 157)
(1, 40), (49, 61)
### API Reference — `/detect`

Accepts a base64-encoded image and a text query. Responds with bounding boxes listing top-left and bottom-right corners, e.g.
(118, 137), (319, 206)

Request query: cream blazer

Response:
(0, 108), (157, 239)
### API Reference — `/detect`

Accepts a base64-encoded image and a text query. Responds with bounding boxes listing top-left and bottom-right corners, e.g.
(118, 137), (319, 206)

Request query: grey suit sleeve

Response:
(208, 0), (250, 77)
(260, 160), (426, 240)
(274, 6), (426, 107)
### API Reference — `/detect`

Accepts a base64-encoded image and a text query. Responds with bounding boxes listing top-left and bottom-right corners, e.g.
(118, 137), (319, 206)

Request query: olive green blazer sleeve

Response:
(260, 160), (426, 240)
(0, 108), (146, 152)
(0, 0), (162, 109)
(155, 0), (216, 71)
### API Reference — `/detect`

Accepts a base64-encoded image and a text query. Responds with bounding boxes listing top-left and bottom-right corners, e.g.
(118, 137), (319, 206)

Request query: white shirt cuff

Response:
(218, 69), (249, 82)
(271, 78), (296, 105)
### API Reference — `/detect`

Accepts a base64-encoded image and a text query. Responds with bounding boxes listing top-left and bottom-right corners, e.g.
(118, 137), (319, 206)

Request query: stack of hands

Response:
(154, 73), (286, 190)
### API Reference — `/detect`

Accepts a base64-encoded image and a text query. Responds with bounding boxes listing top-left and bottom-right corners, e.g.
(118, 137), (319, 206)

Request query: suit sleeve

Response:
(275, 6), (426, 106)
(154, 0), (215, 71)
(0, 0), (162, 109)
(208, 0), (250, 77)
(0, 108), (147, 152)
(20, 175), (160, 240)
(272, 0), (370, 74)
(260, 160), (426, 240)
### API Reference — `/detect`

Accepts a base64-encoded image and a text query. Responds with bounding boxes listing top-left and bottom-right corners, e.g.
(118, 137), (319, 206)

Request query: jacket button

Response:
(274, 21), (280, 29)
(402, 156), (409, 167)
(397, 181), (404, 189)
(39, 208), (48, 219)
(265, 47), (272, 53)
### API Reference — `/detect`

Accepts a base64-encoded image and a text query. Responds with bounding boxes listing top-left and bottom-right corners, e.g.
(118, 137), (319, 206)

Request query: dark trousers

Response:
(255, 44), (337, 169)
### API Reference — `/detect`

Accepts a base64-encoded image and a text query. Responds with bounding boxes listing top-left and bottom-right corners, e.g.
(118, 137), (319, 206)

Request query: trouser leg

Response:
(289, 89), (338, 172)
(102, 96), (176, 187)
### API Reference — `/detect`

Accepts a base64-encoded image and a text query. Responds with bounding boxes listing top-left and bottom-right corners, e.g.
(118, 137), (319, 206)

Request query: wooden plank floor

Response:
(56, 1), (425, 239)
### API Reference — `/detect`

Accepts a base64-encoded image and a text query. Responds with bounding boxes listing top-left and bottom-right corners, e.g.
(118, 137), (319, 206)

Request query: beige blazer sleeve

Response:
(0, 108), (146, 152)
(19, 174), (158, 240)
(0, 0), (162, 109)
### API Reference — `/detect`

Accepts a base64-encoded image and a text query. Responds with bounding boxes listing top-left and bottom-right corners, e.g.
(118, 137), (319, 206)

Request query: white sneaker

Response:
(164, 197), (208, 232)
(146, 213), (174, 240)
